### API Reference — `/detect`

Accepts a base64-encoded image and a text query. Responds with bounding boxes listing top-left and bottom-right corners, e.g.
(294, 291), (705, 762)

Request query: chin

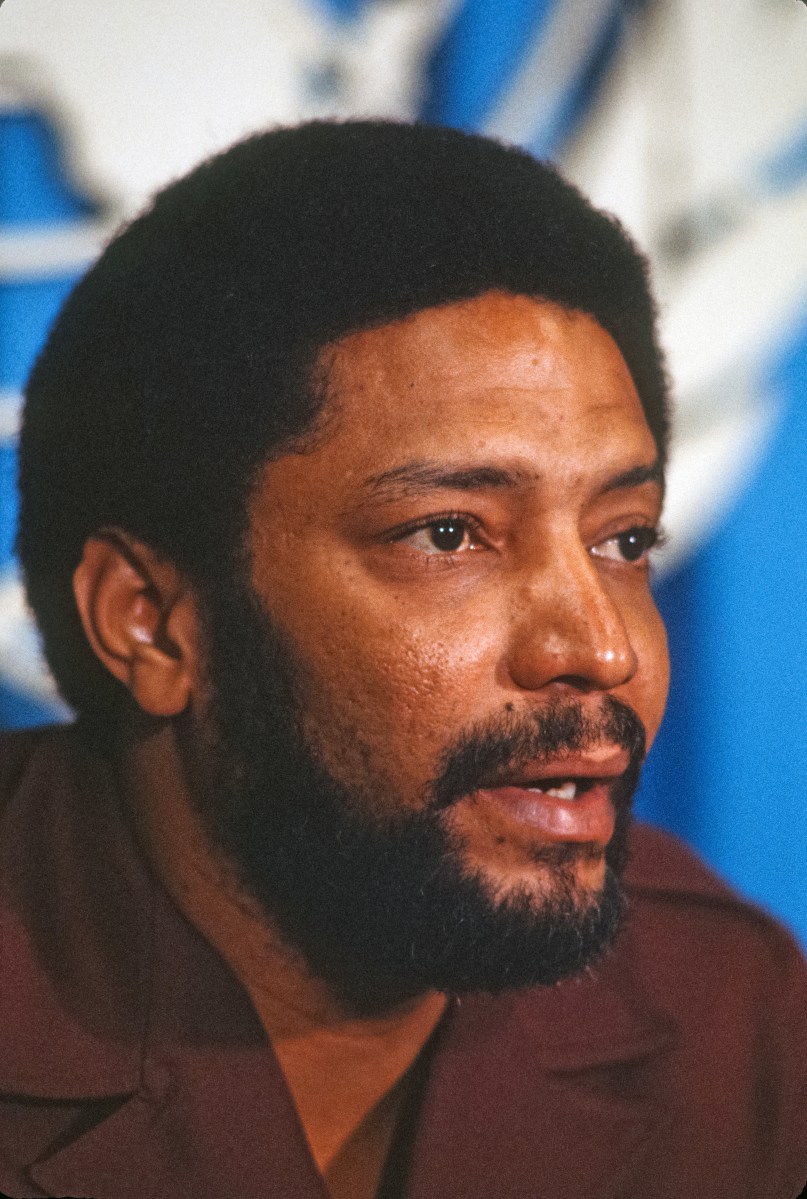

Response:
(468, 839), (609, 903)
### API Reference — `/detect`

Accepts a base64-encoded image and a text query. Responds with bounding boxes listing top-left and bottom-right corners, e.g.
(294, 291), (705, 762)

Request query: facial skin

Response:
(76, 288), (669, 1013)
(240, 290), (668, 905)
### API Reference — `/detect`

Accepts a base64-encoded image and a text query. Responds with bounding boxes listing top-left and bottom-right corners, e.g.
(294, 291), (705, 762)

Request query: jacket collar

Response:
(2, 726), (675, 1198)
(0, 725), (273, 1097)
(404, 939), (676, 1199)
(0, 726), (149, 1097)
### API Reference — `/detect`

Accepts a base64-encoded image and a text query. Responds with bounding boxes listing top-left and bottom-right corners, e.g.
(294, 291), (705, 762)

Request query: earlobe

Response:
(73, 532), (197, 717)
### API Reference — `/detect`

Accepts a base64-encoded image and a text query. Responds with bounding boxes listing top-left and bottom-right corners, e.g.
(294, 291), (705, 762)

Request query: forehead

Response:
(312, 290), (654, 474)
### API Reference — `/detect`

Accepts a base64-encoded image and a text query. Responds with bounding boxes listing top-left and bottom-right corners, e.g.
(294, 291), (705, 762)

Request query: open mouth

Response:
(519, 778), (600, 801)
(463, 752), (630, 846)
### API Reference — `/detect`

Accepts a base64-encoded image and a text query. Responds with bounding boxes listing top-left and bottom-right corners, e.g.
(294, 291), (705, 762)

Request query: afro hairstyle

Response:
(17, 119), (670, 722)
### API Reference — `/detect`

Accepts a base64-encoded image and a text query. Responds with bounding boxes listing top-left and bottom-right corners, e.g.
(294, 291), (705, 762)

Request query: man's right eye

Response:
(394, 515), (485, 555)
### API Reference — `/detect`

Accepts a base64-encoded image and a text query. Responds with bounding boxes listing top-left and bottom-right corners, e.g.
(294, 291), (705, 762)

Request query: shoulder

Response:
(624, 821), (805, 967)
(623, 821), (807, 997)
(0, 723), (88, 819)
(622, 824), (807, 1113)
(626, 820), (746, 901)
(620, 824), (807, 1191)
(0, 725), (52, 800)
(0, 722), (118, 858)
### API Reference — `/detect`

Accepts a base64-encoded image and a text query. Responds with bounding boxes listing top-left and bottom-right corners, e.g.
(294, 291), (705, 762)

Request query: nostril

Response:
(551, 675), (604, 693)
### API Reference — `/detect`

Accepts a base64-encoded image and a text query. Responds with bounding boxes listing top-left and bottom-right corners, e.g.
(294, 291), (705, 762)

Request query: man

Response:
(1, 120), (805, 1199)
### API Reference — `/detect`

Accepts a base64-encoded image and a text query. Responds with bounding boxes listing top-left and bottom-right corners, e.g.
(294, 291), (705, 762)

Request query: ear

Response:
(72, 531), (199, 717)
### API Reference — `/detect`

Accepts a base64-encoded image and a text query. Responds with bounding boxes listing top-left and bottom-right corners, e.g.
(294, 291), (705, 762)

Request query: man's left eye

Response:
(591, 526), (660, 564)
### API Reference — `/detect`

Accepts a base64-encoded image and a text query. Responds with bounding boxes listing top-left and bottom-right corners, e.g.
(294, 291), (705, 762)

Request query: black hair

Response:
(17, 119), (670, 722)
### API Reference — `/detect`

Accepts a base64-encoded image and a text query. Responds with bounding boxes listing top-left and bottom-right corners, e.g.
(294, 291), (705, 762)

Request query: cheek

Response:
(627, 595), (669, 749)
(280, 602), (503, 789)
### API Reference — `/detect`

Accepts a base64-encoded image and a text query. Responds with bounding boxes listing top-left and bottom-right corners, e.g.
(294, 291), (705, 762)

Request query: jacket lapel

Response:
(25, 857), (330, 1199)
(27, 1049), (327, 1199)
(404, 933), (676, 1199)
(1, 730), (327, 1199)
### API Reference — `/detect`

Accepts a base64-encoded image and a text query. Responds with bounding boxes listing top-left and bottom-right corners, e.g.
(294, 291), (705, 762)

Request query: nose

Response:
(505, 542), (638, 695)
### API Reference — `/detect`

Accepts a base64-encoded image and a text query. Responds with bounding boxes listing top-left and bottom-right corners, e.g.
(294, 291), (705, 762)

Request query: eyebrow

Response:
(598, 461), (665, 496)
(362, 462), (536, 499)
(360, 458), (664, 502)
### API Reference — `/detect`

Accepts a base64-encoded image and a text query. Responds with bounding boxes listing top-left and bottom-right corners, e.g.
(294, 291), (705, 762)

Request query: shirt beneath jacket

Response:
(1, 723), (806, 1199)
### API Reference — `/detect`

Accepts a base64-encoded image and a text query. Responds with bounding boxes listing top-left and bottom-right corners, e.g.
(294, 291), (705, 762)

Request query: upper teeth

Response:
(528, 780), (578, 800)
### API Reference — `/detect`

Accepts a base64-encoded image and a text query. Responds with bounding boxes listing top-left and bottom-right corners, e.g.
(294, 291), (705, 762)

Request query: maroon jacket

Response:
(1, 724), (806, 1199)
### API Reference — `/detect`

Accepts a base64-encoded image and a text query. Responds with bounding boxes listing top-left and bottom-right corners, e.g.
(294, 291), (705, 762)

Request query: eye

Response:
(395, 516), (483, 555)
(591, 525), (661, 564)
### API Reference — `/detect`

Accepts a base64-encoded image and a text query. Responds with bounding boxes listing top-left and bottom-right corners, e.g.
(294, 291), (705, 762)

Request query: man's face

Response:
(192, 290), (669, 1008)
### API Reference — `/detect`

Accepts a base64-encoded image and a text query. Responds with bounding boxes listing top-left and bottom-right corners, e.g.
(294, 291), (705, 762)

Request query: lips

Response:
(470, 748), (629, 845)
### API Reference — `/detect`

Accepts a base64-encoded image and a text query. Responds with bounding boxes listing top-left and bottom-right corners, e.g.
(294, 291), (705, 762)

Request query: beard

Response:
(184, 573), (646, 1014)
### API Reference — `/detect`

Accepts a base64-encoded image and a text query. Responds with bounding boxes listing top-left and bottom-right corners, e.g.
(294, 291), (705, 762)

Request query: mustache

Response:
(430, 695), (646, 813)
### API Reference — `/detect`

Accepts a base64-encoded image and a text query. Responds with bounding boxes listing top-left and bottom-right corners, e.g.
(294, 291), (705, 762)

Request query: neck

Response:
(117, 719), (448, 1175)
